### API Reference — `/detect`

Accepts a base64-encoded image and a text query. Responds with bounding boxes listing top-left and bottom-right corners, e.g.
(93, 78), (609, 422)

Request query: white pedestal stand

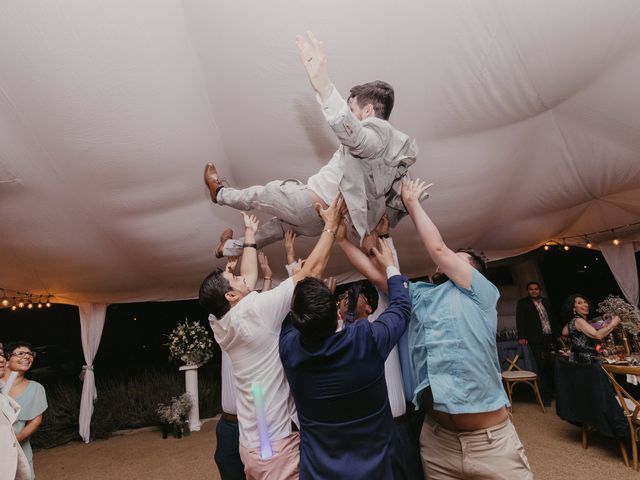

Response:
(179, 364), (202, 431)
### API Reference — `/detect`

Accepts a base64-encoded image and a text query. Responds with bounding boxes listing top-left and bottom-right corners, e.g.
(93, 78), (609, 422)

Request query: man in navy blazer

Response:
(279, 238), (411, 480)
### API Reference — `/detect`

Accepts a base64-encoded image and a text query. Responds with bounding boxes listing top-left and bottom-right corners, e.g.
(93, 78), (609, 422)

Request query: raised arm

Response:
(575, 315), (621, 341)
(292, 193), (346, 284)
(258, 251), (272, 292)
(239, 213), (259, 290)
(337, 227), (388, 293)
(368, 239), (411, 358)
(295, 31), (385, 158)
(284, 230), (297, 266)
(401, 179), (473, 289)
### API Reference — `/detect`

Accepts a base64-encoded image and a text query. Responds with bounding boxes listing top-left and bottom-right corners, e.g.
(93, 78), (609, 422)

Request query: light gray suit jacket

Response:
(0, 393), (31, 480)
(321, 88), (419, 243)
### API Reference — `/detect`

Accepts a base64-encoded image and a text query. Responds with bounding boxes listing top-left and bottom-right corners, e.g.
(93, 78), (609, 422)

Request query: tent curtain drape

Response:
(78, 303), (107, 443)
(600, 243), (639, 307)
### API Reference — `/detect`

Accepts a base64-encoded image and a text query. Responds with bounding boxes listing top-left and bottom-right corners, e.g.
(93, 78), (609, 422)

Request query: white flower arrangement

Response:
(166, 318), (214, 366)
(597, 295), (640, 336)
(156, 393), (193, 425)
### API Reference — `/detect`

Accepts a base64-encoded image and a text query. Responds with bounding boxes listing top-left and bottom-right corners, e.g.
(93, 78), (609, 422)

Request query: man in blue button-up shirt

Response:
(401, 179), (532, 479)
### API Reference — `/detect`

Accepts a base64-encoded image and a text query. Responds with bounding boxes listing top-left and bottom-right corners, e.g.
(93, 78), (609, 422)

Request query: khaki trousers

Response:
(420, 415), (533, 480)
(239, 431), (300, 480)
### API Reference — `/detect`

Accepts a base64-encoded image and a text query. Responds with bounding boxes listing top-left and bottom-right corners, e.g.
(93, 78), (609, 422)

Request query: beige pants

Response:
(239, 431), (300, 480)
(420, 415), (533, 480)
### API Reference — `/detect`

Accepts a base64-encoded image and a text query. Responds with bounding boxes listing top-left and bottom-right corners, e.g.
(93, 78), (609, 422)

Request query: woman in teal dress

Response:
(2, 341), (48, 479)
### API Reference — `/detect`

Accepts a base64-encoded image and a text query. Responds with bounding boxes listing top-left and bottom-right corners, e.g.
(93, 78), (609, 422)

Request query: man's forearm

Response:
(338, 239), (387, 293)
(300, 229), (336, 279)
(406, 201), (448, 260)
(239, 226), (258, 287)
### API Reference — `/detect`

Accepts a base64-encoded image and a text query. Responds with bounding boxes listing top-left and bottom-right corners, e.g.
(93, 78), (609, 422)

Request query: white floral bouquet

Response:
(167, 318), (214, 366)
(597, 295), (640, 336)
(156, 393), (193, 425)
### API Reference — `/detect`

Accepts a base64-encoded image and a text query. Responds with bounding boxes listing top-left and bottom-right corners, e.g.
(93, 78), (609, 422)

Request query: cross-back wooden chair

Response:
(501, 352), (546, 413)
(602, 364), (639, 469)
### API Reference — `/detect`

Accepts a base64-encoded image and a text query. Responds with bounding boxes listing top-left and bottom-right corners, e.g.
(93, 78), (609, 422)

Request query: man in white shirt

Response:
(0, 344), (31, 480)
(199, 194), (345, 480)
(204, 31), (418, 258)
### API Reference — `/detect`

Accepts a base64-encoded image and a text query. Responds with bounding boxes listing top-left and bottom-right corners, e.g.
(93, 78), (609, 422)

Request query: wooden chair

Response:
(501, 353), (546, 413)
(602, 364), (639, 469)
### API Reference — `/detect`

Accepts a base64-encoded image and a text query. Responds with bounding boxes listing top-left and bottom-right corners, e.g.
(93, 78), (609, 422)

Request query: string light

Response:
(0, 288), (55, 311)
(585, 235), (592, 249)
(1, 289), (8, 307)
(542, 221), (640, 251)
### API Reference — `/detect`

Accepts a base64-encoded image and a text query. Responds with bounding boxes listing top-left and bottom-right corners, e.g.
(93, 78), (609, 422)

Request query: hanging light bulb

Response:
(585, 235), (592, 249)
(45, 296), (51, 308)
(18, 296), (25, 308)
(562, 239), (569, 251)
(11, 301), (17, 311)
(37, 296), (43, 309)
(613, 238), (620, 246)
(27, 296), (33, 309)
(543, 243), (550, 251)
(1, 289), (8, 307)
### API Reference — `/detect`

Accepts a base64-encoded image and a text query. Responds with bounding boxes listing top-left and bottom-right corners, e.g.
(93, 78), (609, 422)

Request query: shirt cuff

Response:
(386, 266), (401, 278)
(317, 86), (348, 122)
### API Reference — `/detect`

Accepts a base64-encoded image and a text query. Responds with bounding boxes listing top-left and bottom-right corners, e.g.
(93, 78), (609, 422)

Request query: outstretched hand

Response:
(370, 238), (395, 270)
(295, 31), (333, 101)
(401, 179), (432, 207)
(241, 212), (259, 233)
(315, 193), (347, 230)
(258, 252), (272, 278)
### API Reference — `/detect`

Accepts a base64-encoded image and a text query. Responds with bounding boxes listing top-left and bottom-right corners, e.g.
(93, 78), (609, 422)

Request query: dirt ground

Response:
(34, 401), (638, 480)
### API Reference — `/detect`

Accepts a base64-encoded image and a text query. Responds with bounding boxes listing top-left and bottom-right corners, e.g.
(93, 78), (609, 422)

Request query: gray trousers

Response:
(217, 179), (324, 257)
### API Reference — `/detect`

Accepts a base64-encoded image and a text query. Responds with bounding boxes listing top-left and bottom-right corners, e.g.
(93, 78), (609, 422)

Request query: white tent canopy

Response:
(1, 0), (639, 306)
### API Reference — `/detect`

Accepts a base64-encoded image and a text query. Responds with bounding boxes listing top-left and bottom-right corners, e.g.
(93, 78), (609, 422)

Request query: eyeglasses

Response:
(10, 351), (36, 359)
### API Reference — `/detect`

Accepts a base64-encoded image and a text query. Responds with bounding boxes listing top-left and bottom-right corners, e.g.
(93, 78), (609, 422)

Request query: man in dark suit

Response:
(516, 281), (560, 406)
(279, 239), (411, 480)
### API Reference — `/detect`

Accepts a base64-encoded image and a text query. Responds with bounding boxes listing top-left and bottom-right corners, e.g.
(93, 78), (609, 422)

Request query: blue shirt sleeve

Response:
(370, 274), (411, 359)
(456, 269), (499, 310)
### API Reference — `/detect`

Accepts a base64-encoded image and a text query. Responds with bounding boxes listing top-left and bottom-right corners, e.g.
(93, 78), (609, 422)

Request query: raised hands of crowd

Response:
(284, 230), (297, 266)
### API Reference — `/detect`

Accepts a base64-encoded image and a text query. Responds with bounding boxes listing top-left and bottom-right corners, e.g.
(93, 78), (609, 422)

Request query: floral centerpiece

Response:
(597, 295), (640, 354)
(156, 393), (193, 438)
(167, 318), (214, 366)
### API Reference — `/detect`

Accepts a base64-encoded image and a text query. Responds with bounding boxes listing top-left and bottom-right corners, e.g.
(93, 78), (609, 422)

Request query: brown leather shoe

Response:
(214, 228), (233, 258)
(204, 163), (221, 203)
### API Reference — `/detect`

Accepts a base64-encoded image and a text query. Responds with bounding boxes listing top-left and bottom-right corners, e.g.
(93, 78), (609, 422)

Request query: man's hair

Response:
(359, 281), (379, 312)
(4, 341), (34, 357)
(199, 268), (233, 318)
(348, 81), (394, 120)
(291, 277), (337, 343)
(562, 293), (591, 321)
(456, 248), (487, 276)
(526, 281), (541, 290)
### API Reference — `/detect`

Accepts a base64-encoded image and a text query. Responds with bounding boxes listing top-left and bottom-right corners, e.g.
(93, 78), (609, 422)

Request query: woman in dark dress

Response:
(561, 294), (620, 363)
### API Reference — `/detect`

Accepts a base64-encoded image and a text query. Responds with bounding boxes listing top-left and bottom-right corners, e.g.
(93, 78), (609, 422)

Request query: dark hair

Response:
(199, 268), (233, 318)
(5, 341), (34, 357)
(359, 281), (379, 312)
(456, 248), (487, 276)
(348, 81), (394, 120)
(526, 281), (541, 289)
(291, 277), (337, 343)
(562, 293), (591, 321)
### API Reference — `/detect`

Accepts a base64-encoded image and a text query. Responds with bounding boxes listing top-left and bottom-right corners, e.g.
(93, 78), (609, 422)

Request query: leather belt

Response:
(220, 412), (238, 423)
